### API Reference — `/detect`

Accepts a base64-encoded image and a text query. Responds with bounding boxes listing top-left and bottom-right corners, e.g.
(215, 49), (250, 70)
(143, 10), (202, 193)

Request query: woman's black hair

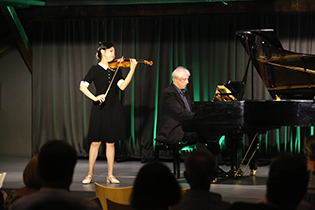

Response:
(96, 41), (115, 60)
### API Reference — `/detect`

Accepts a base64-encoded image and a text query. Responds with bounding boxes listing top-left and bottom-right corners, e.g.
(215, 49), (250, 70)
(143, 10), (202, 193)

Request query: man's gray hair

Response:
(172, 66), (190, 81)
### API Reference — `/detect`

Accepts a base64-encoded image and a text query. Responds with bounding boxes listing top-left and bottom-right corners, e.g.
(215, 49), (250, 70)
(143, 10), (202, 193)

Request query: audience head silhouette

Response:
(266, 153), (309, 209)
(3, 155), (42, 210)
(184, 149), (216, 191)
(23, 154), (42, 189)
(131, 161), (181, 210)
(171, 149), (230, 210)
(303, 135), (315, 206)
(38, 140), (77, 190)
(304, 135), (315, 162)
(11, 140), (101, 210)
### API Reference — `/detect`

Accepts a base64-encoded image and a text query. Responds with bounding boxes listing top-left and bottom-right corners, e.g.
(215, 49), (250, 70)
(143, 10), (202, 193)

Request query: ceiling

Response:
(0, 0), (250, 7)
(4, 0), (315, 19)
(1, 0), (315, 73)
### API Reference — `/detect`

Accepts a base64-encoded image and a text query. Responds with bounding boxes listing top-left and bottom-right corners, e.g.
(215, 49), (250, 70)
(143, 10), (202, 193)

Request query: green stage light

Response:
(39, 0), (251, 6)
(0, 0), (45, 8)
(5, 6), (28, 49)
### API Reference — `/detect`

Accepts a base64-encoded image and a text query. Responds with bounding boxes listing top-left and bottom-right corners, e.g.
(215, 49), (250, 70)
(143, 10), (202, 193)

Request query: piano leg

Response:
(207, 141), (219, 167)
(206, 141), (228, 178)
(225, 134), (243, 178)
(203, 134), (229, 178)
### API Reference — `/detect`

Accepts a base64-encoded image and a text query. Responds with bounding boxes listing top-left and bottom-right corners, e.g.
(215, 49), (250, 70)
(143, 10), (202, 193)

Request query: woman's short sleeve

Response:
(83, 65), (96, 83)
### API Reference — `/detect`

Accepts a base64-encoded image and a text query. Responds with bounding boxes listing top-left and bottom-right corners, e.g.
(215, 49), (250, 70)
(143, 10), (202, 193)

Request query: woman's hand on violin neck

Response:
(95, 94), (106, 103)
(129, 58), (138, 70)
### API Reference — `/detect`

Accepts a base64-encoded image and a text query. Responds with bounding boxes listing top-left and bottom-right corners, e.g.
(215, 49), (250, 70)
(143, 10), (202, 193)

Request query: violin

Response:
(99, 57), (153, 105)
(109, 58), (153, 69)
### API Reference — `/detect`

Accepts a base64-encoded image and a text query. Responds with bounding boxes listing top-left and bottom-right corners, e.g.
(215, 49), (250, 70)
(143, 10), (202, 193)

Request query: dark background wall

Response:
(1, 0), (315, 158)
(0, 48), (32, 157)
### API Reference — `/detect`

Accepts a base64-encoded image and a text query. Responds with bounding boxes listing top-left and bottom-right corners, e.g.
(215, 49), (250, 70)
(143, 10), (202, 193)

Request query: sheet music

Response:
(0, 172), (7, 188)
(213, 85), (237, 101)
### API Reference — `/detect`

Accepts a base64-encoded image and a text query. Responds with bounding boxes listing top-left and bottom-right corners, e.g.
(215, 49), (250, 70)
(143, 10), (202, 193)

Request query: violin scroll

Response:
(143, 60), (153, 66)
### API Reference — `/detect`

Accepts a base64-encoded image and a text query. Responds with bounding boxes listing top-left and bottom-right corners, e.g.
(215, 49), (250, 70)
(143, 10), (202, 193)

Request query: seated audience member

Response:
(304, 135), (315, 206)
(1, 190), (7, 210)
(172, 150), (230, 210)
(12, 140), (101, 210)
(131, 161), (182, 210)
(3, 155), (42, 210)
(229, 153), (312, 210)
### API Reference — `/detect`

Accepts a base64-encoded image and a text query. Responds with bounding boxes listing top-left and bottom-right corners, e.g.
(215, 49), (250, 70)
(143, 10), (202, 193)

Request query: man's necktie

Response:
(180, 90), (191, 111)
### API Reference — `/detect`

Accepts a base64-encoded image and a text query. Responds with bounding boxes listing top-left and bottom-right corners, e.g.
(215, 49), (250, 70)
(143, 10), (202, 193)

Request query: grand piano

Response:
(182, 29), (315, 177)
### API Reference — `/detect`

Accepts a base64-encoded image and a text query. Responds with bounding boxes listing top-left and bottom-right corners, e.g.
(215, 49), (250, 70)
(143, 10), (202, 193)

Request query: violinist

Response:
(80, 41), (138, 184)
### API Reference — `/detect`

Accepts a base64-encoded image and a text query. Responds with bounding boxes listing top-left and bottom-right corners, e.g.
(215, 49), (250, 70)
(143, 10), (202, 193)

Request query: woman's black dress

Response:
(83, 64), (126, 143)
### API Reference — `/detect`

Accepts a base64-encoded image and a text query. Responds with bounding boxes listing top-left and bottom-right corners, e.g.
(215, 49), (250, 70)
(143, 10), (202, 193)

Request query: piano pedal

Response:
(234, 169), (243, 177)
(249, 169), (256, 176)
(217, 167), (228, 178)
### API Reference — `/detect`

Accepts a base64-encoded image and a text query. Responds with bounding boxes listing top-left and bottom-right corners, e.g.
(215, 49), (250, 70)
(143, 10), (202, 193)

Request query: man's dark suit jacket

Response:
(155, 83), (195, 144)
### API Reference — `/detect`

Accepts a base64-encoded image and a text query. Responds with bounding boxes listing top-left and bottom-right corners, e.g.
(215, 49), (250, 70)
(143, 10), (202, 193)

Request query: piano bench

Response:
(154, 141), (192, 179)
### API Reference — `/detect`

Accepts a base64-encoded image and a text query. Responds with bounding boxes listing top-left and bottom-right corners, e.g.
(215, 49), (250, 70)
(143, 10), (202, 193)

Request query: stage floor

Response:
(0, 156), (269, 204)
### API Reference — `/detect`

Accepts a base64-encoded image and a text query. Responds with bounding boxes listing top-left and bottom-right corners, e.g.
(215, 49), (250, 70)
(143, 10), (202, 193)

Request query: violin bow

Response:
(101, 56), (124, 104)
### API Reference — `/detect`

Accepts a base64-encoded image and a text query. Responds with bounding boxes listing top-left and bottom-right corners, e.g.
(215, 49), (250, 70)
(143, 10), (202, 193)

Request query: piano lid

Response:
(236, 29), (315, 100)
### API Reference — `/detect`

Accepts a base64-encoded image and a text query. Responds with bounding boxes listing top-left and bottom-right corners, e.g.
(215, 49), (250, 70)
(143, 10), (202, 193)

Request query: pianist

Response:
(155, 66), (206, 149)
